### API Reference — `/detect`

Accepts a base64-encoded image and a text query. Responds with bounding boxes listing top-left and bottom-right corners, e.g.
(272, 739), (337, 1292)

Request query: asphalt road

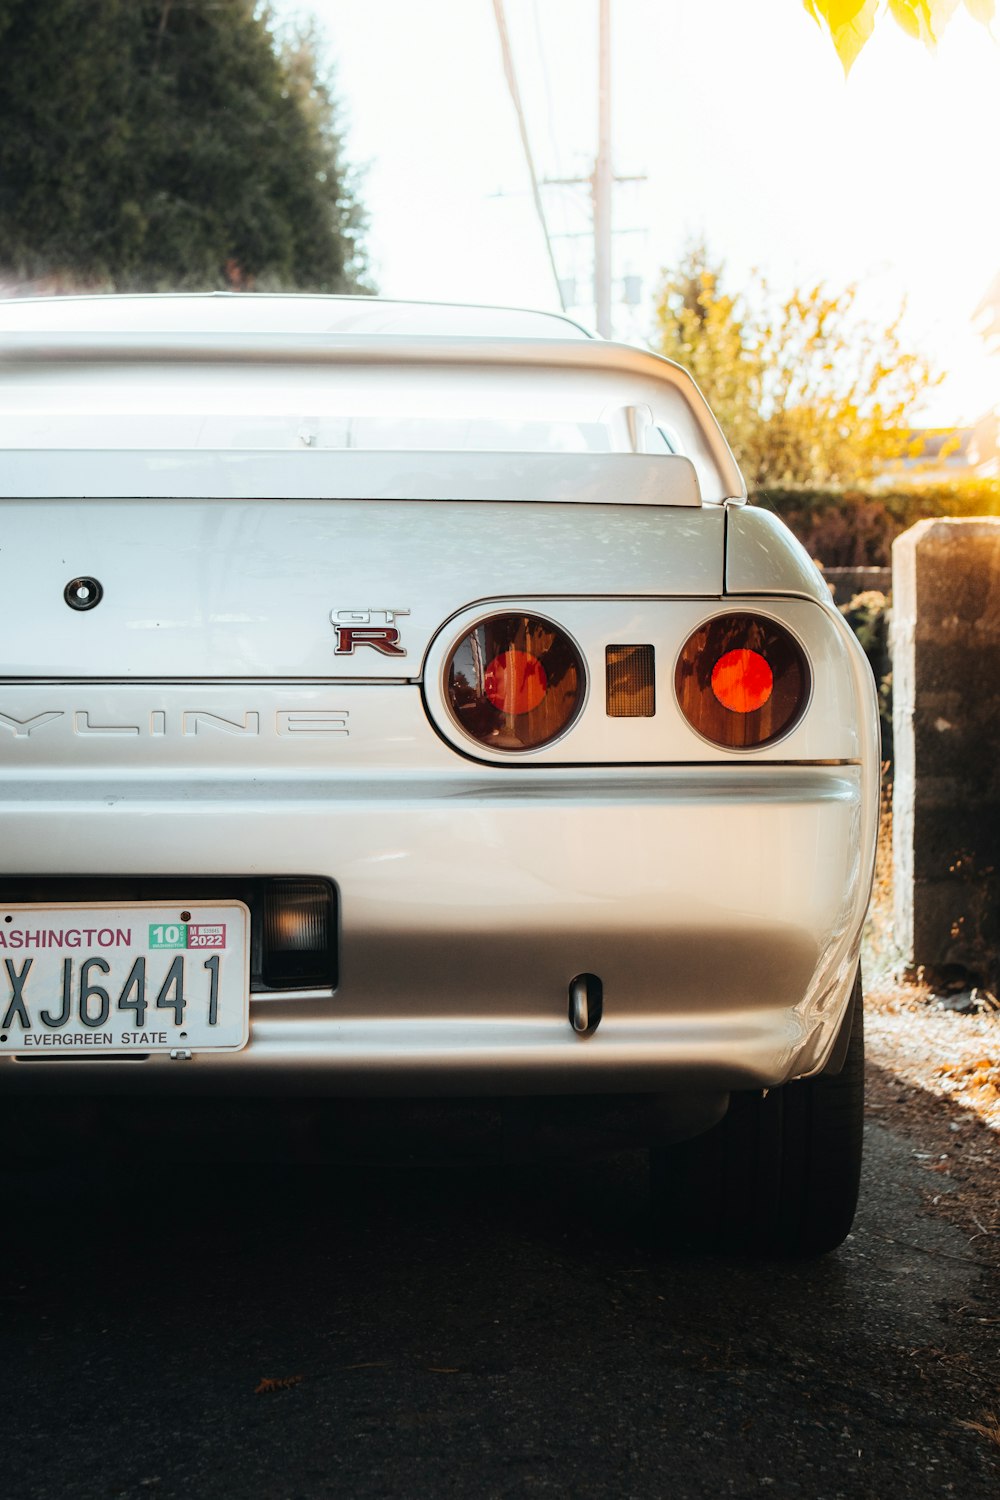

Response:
(3, 1088), (998, 1500)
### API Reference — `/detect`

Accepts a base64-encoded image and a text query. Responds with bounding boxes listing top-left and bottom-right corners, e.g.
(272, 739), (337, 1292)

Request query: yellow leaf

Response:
(928, 0), (963, 38)
(809, 0), (991, 67)
(804, 0), (880, 73)
(805, 0), (873, 23)
(889, 0), (964, 43)
(888, 0), (925, 38)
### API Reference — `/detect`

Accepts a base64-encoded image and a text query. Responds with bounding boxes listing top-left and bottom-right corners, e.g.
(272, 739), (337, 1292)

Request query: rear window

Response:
(0, 363), (685, 457)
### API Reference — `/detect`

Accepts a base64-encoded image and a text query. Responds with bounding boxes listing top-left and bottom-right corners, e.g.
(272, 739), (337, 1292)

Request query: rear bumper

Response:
(0, 762), (875, 1096)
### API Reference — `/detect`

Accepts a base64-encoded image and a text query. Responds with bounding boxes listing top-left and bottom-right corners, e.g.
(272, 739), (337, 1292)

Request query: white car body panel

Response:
(725, 505), (835, 602)
(0, 595), (866, 762)
(0, 295), (878, 1106)
(0, 744), (867, 1093)
(0, 292), (596, 339)
(1, 498), (721, 679)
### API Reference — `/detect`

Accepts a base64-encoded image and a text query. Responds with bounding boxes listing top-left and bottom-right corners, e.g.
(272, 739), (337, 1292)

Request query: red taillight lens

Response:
(675, 613), (808, 748)
(484, 648), (548, 714)
(446, 613), (584, 751)
(710, 648), (773, 713)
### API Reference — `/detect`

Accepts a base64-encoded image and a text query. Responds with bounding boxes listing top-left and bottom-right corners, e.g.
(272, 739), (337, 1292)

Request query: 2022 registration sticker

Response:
(149, 922), (227, 950)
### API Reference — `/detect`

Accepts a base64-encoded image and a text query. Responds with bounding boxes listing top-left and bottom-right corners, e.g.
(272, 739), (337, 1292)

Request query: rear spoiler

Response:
(0, 449), (703, 507)
(0, 332), (747, 505)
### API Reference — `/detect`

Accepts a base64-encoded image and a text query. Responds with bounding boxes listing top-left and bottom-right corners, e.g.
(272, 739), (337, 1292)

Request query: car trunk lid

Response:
(1, 485), (724, 680)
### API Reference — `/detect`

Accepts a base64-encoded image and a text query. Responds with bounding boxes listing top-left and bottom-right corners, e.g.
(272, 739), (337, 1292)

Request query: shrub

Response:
(754, 479), (1000, 568)
(839, 590), (892, 766)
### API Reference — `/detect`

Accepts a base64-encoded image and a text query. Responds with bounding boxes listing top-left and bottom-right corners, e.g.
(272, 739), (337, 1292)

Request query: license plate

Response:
(0, 902), (250, 1055)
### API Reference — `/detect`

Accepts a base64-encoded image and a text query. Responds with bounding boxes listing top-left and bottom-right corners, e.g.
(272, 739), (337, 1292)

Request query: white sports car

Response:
(0, 294), (878, 1254)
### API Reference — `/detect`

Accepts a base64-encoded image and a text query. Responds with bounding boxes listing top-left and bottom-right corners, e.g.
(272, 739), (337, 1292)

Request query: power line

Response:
(492, 0), (566, 312)
(594, 0), (612, 335)
(531, 0), (563, 179)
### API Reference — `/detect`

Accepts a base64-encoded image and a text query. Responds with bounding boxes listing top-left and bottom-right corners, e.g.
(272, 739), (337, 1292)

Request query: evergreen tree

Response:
(0, 0), (370, 292)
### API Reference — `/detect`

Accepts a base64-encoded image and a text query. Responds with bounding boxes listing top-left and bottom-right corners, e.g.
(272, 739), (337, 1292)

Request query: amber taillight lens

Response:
(675, 613), (808, 748)
(446, 613), (584, 751)
(606, 644), (656, 717)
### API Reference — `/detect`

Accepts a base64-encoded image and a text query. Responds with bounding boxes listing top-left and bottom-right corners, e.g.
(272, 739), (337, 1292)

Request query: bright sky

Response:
(276, 0), (1000, 426)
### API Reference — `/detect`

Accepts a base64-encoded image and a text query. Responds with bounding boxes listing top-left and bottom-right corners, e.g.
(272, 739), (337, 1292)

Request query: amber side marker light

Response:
(446, 612), (584, 751)
(675, 613), (808, 749)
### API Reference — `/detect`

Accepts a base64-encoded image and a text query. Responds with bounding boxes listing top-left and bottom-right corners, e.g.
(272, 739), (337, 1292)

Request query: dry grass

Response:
(866, 982), (1000, 1132)
(863, 781), (999, 1133)
(862, 773), (900, 983)
(956, 1412), (1000, 1449)
(861, 778), (999, 1255)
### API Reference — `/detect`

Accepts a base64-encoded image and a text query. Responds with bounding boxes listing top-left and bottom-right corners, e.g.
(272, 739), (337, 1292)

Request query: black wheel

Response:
(651, 973), (864, 1257)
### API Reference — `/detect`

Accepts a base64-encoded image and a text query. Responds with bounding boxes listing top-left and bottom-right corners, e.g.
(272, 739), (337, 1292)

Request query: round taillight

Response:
(484, 648), (548, 715)
(675, 613), (808, 748)
(445, 613), (584, 751)
(711, 649), (773, 714)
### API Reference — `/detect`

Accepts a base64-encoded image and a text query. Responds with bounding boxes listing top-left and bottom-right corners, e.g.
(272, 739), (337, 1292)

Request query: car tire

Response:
(650, 972), (864, 1257)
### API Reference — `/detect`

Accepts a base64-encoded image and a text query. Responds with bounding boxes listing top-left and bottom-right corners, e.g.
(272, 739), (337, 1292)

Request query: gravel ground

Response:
(867, 982), (1000, 1130)
(866, 978), (1000, 1261)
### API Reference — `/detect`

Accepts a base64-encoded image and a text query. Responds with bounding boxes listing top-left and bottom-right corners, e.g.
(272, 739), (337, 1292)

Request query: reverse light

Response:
(446, 613), (584, 751)
(260, 878), (336, 989)
(675, 613), (808, 749)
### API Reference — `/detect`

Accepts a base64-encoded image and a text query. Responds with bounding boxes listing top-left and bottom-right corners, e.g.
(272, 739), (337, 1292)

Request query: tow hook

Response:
(569, 973), (603, 1035)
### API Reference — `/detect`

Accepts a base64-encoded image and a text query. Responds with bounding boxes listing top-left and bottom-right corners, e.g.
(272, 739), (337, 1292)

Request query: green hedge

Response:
(839, 590), (892, 765)
(752, 479), (1000, 568)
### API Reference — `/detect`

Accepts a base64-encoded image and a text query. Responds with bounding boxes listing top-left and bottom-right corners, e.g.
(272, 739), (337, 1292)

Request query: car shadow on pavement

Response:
(4, 1091), (999, 1500)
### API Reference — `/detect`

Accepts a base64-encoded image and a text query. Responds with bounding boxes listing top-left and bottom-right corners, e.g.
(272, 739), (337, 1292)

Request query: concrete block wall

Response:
(892, 518), (1000, 982)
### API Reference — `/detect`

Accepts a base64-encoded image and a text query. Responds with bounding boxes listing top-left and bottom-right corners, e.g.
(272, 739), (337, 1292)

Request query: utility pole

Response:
(496, 0), (644, 335)
(593, 0), (613, 337)
(543, 0), (644, 337)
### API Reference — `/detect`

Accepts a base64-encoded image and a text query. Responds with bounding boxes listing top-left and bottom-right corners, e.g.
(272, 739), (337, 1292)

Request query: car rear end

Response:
(0, 298), (879, 1201)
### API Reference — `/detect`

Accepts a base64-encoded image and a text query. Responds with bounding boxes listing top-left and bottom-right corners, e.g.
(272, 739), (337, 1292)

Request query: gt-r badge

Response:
(331, 608), (409, 657)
